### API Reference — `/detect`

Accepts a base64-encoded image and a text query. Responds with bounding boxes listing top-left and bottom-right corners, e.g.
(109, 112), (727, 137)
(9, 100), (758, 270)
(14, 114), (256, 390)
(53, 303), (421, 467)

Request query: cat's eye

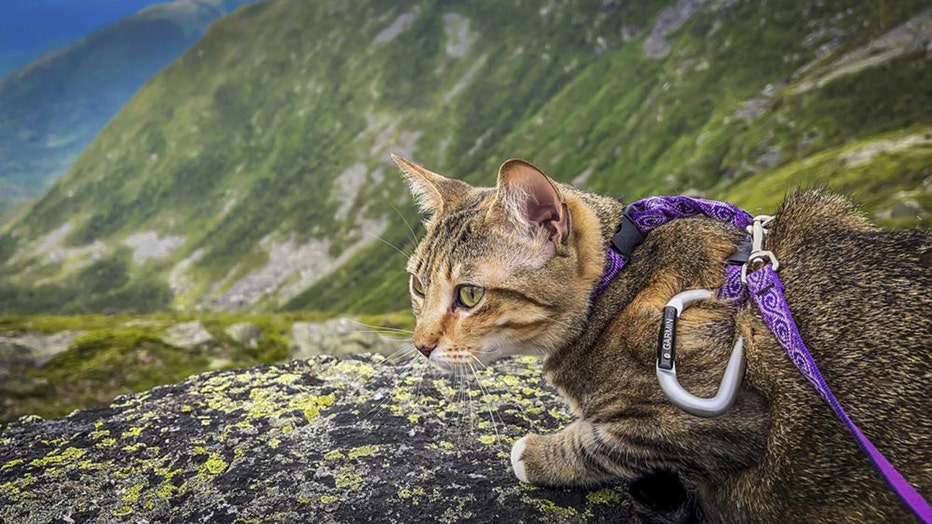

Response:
(411, 275), (426, 297)
(456, 285), (485, 308)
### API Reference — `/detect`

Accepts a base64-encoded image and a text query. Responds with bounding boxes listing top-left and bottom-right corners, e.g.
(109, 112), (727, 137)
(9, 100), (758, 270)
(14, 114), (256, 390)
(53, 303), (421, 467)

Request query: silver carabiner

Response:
(741, 215), (779, 283)
(655, 289), (746, 418)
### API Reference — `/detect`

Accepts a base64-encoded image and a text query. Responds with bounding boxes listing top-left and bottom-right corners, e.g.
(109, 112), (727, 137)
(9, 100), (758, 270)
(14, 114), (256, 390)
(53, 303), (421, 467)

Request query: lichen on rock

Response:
(0, 354), (635, 522)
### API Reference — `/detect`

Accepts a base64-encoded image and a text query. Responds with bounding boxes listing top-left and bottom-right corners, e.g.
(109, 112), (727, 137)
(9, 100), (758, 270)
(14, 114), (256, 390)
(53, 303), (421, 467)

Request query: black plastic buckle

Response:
(611, 209), (645, 259)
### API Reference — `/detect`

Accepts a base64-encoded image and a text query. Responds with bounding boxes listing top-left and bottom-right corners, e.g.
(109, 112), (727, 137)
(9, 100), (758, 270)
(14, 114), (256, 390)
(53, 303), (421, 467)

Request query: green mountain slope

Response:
(1, 0), (929, 316)
(0, 0), (255, 214)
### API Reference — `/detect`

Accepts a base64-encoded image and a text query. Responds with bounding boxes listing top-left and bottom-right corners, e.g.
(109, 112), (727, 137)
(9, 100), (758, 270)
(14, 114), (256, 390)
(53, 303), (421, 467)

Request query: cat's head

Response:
(393, 154), (604, 371)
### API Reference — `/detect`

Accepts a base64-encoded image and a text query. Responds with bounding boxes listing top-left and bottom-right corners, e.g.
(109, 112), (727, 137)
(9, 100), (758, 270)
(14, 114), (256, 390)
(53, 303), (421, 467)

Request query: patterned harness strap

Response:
(596, 195), (932, 522)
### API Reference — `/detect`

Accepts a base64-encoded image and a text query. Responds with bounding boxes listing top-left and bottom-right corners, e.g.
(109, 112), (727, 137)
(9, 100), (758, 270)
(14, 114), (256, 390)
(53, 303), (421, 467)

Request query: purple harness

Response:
(595, 196), (932, 521)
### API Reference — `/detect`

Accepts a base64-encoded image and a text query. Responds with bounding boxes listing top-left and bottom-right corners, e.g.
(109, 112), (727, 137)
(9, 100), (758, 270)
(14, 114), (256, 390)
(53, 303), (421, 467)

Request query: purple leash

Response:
(747, 265), (932, 522)
(596, 195), (932, 521)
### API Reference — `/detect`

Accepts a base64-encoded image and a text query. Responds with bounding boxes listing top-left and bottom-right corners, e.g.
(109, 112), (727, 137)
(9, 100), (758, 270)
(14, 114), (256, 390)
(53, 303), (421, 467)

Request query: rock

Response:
(0, 355), (637, 522)
(162, 322), (215, 350)
(291, 318), (406, 360)
(0, 331), (85, 367)
(224, 322), (262, 348)
(620, 25), (639, 42)
(643, 0), (710, 58)
(0, 368), (48, 396)
(890, 199), (926, 219)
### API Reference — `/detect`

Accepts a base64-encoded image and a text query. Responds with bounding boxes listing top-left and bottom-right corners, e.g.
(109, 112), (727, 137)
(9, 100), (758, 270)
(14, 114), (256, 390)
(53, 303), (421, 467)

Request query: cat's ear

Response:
(392, 153), (471, 215)
(494, 159), (569, 246)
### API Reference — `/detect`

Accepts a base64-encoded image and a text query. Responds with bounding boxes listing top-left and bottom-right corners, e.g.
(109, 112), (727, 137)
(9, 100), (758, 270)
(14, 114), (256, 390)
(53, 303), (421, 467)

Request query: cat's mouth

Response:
(426, 341), (519, 372)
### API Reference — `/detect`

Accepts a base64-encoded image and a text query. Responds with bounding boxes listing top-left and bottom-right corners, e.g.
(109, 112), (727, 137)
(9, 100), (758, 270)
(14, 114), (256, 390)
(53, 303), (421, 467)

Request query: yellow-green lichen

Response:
(268, 438), (281, 449)
(324, 449), (345, 461)
(122, 483), (144, 503)
(347, 445), (380, 460)
(1, 475), (37, 497)
(537, 499), (577, 517)
(393, 387), (414, 402)
(586, 488), (623, 505)
(319, 494), (340, 504)
(1, 458), (24, 471)
(334, 467), (363, 490)
(477, 435), (497, 445)
(197, 453), (228, 479)
(397, 486), (427, 505)
(29, 446), (85, 467)
(335, 359), (376, 381)
(121, 427), (143, 439)
(300, 393), (336, 422)
(499, 375), (522, 388)
(76, 460), (98, 470)
(112, 506), (134, 517)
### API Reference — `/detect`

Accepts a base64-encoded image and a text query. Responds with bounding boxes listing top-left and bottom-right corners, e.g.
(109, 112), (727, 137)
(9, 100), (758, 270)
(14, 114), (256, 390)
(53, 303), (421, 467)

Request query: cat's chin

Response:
(426, 351), (504, 373)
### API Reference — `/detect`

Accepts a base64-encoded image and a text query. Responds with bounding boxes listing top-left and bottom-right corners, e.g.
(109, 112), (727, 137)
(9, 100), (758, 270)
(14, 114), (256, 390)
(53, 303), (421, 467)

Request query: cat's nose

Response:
(416, 343), (436, 357)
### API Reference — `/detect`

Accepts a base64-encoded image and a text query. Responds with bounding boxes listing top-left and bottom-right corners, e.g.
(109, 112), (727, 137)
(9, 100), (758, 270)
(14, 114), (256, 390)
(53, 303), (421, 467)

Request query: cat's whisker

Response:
(389, 201), (420, 251)
(383, 344), (418, 366)
(342, 328), (414, 337)
(359, 349), (422, 425)
(364, 231), (412, 259)
(342, 330), (413, 343)
(411, 358), (432, 416)
(455, 366), (472, 435)
(342, 318), (415, 334)
(468, 360), (504, 448)
(480, 360), (520, 400)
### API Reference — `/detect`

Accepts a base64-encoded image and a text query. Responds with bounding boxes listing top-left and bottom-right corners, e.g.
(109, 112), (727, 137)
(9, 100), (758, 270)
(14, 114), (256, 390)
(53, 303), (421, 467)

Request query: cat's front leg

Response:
(511, 420), (619, 487)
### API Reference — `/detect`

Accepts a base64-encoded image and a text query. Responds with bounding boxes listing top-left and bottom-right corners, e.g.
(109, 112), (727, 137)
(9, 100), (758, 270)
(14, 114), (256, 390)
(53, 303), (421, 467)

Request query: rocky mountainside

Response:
(0, 0), (255, 214)
(0, 0), (929, 316)
(0, 355), (658, 523)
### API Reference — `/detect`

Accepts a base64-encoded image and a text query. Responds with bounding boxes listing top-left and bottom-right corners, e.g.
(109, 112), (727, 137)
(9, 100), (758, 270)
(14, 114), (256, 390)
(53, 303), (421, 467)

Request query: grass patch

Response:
(0, 310), (412, 423)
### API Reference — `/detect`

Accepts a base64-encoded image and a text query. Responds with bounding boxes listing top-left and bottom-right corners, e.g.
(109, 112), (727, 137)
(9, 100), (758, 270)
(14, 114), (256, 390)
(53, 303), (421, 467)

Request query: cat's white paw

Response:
(511, 436), (530, 483)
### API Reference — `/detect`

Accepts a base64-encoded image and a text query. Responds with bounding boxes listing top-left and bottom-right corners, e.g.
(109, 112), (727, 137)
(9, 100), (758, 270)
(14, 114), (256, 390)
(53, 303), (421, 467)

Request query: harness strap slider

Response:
(726, 239), (753, 265)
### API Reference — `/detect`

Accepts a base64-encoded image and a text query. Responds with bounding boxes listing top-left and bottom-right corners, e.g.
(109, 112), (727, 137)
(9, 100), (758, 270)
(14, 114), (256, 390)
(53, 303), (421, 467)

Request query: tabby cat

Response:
(392, 153), (931, 522)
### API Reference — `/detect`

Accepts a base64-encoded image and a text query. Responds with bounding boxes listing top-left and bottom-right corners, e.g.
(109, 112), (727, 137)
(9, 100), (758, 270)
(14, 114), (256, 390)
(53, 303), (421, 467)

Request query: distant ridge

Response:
(0, 0), (255, 213)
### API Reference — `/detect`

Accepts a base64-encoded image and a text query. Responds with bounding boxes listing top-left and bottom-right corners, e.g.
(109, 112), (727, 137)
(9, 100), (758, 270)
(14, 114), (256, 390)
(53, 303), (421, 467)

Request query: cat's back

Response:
(768, 188), (932, 337)
(734, 189), (931, 521)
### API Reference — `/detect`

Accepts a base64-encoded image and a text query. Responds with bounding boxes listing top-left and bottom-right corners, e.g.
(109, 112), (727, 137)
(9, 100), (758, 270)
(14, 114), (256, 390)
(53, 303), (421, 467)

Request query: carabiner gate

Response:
(655, 289), (746, 418)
